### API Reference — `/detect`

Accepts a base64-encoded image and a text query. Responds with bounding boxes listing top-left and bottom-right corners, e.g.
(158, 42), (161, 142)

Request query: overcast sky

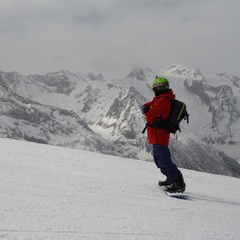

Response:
(0, 0), (239, 78)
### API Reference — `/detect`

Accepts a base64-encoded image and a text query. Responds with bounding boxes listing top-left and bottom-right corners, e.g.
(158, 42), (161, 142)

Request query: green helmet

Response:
(152, 76), (169, 91)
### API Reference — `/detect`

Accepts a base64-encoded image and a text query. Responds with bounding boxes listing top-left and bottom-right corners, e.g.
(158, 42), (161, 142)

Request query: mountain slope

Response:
(0, 66), (240, 177)
(0, 138), (240, 240)
(163, 65), (240, 160)
(0, 75), (123, 156)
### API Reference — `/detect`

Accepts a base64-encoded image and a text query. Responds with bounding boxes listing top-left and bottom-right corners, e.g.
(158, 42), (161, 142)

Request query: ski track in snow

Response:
(0, 138), (240, 240)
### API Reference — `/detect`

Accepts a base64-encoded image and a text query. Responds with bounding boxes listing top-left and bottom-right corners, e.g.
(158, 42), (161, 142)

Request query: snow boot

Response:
(164, 174), (186, 193)
(158, 178), (171, 187)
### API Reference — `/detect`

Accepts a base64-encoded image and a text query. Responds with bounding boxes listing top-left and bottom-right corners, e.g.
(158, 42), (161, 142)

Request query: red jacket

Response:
(143, 89), (175, 145)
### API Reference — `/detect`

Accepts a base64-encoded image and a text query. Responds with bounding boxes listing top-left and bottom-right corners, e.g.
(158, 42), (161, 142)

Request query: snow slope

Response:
(0, 138), (240, 240)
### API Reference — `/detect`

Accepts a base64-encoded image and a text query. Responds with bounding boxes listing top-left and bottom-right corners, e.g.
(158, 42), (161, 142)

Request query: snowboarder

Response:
(141, 76), (186, 193)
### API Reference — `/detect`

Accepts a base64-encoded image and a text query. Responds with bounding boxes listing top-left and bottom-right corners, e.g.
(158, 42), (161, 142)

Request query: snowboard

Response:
(157, 184), (169, 196)
(157, 184), (190, 200)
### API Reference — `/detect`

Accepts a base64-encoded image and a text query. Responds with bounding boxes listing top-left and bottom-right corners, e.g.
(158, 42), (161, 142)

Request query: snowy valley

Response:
(0, 64), (240, 178)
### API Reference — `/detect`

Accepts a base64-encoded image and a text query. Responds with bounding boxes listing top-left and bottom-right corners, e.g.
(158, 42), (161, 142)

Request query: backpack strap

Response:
(141, 123), (153, 134)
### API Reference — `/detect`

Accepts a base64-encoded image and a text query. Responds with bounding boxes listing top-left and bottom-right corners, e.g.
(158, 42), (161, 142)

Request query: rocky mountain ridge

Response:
(0, 65), (239, 177)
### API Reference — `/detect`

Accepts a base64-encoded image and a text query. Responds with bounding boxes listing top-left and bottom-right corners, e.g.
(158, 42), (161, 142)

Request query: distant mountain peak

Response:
(87, 73), (105, 81)
(127, 67), (152, 81)
(215, 73), (240, 88)
(162, 64), (203, 80)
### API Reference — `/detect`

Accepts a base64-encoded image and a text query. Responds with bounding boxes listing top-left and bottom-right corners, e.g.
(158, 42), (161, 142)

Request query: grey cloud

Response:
(0, 0), (239, 78)
(74, 13), (108, 28)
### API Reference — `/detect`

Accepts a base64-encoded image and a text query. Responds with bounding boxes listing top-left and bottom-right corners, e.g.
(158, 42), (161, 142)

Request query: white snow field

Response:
(0, 138), (240, 240)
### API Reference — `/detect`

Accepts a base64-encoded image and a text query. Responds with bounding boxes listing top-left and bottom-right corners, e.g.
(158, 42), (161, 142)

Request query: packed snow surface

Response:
(0, 138), (239, 240)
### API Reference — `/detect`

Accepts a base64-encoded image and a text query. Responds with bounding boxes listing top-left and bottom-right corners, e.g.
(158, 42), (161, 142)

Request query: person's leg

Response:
(153, 144), (186, 192)
(152, 144), (181, 182)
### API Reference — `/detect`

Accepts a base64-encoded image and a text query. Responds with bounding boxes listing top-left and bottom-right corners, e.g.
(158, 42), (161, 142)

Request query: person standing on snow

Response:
(141, 76), (186, 193)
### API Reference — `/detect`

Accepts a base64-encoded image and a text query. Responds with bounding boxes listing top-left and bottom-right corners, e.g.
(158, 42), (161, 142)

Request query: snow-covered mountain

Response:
(1, 138), (240, 239)
(0, 73), (126, 157)
(0, 65), (240, 178)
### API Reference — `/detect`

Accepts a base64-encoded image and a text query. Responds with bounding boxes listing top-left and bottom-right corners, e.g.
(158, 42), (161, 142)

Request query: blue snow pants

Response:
(152, 144), (181, 182)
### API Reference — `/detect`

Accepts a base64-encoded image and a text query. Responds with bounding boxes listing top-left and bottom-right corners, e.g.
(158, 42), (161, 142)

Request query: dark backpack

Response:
(142, 98), (189, 134)
(162, 98), (189, 133)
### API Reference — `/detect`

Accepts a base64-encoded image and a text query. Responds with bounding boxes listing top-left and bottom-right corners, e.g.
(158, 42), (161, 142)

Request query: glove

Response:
(140, 105), (150, 114)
